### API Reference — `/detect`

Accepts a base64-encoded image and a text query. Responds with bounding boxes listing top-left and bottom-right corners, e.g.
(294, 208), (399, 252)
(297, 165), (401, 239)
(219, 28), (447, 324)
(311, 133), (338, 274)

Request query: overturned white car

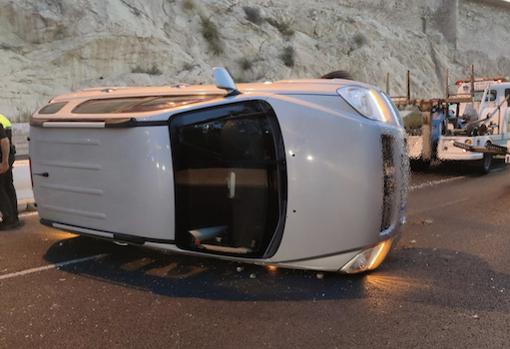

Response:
(30, 68), (408, 273)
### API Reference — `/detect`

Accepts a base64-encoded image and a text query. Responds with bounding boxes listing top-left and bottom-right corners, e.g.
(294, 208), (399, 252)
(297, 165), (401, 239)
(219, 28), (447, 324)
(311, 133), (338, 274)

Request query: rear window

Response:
(71, 95), (218, 114)
(39, 102), (67, 114)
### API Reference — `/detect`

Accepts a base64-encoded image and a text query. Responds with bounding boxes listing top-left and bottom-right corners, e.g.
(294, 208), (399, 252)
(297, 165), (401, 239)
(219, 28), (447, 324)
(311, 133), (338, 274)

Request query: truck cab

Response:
(478, 82), (510, 130)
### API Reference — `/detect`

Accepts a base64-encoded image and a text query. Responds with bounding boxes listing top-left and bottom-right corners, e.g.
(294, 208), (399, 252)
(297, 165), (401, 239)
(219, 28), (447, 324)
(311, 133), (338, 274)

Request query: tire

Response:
(479, 153), (493, 174)
(410, 158), (431, 171)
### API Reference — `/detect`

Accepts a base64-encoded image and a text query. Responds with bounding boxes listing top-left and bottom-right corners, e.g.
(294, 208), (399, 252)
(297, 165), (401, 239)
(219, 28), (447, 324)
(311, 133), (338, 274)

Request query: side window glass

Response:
(485, 90), (497, 102)
(39, 102), (67, 114)
(72, 96), (217, 114)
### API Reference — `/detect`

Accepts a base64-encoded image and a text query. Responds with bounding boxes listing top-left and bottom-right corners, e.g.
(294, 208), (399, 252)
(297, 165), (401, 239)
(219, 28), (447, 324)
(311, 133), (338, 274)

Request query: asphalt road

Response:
(1, 167), (510, 348)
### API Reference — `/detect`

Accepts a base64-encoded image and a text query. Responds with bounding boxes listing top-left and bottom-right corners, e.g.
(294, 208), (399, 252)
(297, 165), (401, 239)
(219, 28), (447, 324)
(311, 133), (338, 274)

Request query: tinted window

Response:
(72, 95), (217, 114)
(485, 90), (497, 102)
(170, 100), (286, 258)
(39, 102), (67, 114)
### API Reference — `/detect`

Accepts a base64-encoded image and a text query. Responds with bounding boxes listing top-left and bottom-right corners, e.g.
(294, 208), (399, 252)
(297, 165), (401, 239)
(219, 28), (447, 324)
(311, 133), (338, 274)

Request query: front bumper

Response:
(438, 138), (484, 161)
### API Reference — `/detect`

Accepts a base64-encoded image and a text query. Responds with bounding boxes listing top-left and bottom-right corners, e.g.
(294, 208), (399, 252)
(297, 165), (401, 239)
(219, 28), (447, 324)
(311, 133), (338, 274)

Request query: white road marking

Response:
(410, 176), (465, 191)
(0, 254), (107, 281)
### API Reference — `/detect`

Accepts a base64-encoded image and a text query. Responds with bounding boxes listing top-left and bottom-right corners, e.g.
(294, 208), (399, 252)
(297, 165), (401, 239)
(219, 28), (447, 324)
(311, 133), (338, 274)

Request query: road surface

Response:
(1, 167), (509, 348)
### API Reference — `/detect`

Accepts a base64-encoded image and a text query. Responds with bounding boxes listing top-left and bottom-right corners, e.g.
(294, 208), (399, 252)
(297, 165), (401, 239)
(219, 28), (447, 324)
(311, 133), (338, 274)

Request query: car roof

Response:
(32, 79), (375, 121)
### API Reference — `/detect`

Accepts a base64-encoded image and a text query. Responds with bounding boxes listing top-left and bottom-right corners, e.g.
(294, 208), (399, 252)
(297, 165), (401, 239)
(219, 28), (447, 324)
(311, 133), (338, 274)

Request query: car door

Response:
(169, 100), (287, 258)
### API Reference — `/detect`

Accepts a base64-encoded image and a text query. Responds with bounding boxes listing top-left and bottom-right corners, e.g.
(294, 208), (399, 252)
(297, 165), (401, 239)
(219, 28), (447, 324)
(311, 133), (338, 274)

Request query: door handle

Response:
(33, 172), (49, 178)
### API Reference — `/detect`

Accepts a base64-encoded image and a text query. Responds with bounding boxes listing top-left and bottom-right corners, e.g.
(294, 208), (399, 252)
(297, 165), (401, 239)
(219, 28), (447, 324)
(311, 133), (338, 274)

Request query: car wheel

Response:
(410, 158), (430, 171)
(479, 153), (493, 174)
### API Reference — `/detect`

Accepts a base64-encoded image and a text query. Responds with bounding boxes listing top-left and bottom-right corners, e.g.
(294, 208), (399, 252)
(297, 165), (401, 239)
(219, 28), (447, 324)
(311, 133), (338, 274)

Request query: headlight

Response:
(337, 85), (401, 126)
(340, 238), (394, 274)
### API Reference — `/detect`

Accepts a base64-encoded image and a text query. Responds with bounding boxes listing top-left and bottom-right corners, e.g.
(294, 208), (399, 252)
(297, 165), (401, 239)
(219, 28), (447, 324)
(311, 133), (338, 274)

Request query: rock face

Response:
(0, 0), (509, 119)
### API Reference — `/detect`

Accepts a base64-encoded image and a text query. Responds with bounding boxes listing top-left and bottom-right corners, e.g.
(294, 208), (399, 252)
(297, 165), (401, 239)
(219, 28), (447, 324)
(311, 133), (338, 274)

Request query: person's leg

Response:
(0, 172), (15, 223)
(4, 168), (18, 221)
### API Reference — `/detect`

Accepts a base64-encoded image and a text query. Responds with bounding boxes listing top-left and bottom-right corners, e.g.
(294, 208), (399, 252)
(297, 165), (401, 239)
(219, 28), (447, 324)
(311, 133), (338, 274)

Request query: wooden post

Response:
(470, 64), (475, 99)
(445, 69), (449, 99)
(406, 70), (411, 102)
(386, 72), (390, 95)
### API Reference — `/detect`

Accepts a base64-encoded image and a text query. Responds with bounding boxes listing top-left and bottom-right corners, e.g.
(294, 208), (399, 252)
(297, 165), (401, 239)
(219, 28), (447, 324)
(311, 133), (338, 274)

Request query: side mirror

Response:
(213, 67), (240, 96)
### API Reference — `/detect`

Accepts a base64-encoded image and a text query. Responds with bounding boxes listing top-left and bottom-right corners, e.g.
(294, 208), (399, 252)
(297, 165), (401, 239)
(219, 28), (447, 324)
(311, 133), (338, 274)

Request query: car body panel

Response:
(30, 126), (175, 241)
(263, 94), (404, 262)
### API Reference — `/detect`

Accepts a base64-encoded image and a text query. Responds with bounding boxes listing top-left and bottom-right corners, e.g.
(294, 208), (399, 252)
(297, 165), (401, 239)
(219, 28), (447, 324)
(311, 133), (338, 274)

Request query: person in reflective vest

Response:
(0, 114), (20, 230)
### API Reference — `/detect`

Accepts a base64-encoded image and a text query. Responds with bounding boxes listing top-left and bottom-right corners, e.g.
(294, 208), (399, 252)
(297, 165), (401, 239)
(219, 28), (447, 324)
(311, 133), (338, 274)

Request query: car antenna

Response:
(213, 67), (241, 97)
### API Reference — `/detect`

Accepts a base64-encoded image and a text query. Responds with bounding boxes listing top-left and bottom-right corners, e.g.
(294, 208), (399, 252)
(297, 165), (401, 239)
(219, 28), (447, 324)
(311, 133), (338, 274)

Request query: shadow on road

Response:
(43, 236), (510, 310)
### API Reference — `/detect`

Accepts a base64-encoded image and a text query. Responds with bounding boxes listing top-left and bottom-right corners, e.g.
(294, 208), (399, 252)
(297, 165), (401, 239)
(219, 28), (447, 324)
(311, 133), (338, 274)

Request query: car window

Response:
(39, 102), (67, 114)
(485, 90), (497, 102)
(72, 95), (218, 114)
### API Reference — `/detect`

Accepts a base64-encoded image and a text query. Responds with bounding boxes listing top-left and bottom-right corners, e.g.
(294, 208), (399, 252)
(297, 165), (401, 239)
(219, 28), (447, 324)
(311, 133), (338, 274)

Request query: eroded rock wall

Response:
(0, 0), (508, 118)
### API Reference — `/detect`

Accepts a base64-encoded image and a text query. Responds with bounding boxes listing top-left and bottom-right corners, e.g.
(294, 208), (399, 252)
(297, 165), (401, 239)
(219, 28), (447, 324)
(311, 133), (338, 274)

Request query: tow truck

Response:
(390, 67), (510, 173)
(438, 79), (510, 172)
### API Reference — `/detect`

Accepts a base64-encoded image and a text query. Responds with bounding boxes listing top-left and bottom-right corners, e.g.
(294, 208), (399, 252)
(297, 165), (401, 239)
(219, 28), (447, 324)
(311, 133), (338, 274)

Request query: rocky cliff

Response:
(1, 0), (509, 119)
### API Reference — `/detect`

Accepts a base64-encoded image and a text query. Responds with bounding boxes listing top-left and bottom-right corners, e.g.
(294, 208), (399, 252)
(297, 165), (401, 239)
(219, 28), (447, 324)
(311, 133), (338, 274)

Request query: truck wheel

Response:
(480, 153), (493, 174)
(410, 159), (430, 171)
